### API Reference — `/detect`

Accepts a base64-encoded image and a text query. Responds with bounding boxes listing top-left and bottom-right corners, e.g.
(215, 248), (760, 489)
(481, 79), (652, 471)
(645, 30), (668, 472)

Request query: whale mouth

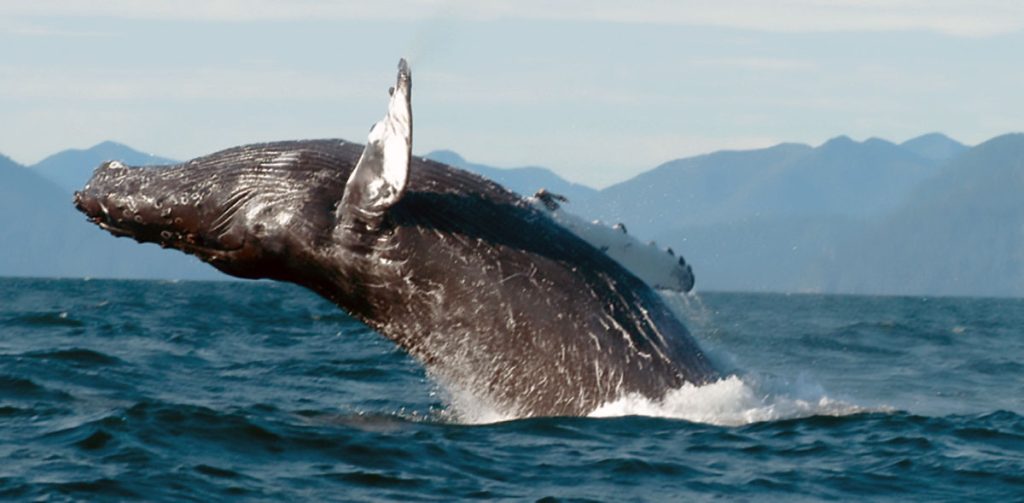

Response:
(73, 189), (244, 259)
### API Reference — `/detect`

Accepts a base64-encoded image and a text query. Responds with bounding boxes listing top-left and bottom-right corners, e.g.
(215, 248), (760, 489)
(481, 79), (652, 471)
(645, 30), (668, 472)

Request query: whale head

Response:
(75, 59), (412, 280)
(72, 150), (349, 280)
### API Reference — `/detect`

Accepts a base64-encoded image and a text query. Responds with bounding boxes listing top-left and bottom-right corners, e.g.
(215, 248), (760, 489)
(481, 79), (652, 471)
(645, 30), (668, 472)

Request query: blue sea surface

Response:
(1, 277), (1022, 501)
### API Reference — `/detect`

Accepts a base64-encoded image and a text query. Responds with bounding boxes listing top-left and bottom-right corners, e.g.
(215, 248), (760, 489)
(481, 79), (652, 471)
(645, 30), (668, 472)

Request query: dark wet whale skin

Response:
(75, 139), (718, 417)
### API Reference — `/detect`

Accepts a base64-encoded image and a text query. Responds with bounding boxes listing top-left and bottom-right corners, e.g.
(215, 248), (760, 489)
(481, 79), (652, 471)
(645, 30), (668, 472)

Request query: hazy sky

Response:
(3, 0), (1023, 187)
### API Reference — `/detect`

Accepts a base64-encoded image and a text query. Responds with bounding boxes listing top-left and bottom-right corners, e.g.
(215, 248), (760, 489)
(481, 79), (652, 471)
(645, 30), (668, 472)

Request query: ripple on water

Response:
(3, 312), (85, 328)
(24, 348), (122, 367)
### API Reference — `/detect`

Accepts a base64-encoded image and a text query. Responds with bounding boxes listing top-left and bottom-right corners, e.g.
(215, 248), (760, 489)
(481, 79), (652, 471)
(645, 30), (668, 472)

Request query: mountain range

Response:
(32, 141), (177, 194)
(2, 133), (1021, 297)
(424, 150), (597, 203)
(827, 134), (1023, 296)
(573, 134), (960, 237)
(0, 143), (219, 280)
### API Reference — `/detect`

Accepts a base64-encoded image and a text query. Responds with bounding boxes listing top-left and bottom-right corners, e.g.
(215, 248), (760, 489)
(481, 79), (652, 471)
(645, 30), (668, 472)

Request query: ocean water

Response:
(1, 277), (1021, 501)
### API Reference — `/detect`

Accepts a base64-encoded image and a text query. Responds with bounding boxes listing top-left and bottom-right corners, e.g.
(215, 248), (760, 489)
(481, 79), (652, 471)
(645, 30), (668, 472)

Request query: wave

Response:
(441, 371), (875, 427)
(3, 311), (84, 328)
(24, 348), (122, 366)
(590, 374), (875, 426)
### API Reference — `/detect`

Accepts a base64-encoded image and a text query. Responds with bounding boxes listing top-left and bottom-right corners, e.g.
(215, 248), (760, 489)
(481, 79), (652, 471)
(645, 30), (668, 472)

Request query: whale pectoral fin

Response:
(339, 59), (412, 228)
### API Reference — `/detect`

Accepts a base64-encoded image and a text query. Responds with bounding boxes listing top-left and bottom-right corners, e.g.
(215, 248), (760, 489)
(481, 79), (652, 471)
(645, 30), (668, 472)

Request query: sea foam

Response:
(589, 373), (872, 426)
(585, 292), (874, 426)
(440, 290), (878, 426)
(444, 372), (870, 426)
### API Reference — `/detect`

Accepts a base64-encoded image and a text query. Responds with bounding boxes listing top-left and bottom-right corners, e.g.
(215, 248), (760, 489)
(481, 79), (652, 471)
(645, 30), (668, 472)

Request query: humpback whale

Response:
(74, 59), (719, 417)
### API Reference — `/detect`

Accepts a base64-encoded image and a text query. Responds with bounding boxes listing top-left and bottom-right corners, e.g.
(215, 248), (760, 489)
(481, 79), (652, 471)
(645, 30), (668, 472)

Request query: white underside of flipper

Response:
(530, 192), (695, 293)
(339, 59), (412, 227)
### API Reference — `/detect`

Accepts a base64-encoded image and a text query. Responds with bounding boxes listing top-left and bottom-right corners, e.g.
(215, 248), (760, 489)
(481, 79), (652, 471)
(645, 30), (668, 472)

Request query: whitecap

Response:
(590, 373), (878, 427)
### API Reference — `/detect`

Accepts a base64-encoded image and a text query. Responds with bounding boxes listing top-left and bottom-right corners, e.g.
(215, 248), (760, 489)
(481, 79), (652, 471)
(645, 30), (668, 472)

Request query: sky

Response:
(2, 0), (1023, 187)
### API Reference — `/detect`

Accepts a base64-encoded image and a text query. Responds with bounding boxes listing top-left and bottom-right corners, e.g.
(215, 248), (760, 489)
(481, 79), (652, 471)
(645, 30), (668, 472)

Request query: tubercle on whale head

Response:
(72, 154), (334, 280)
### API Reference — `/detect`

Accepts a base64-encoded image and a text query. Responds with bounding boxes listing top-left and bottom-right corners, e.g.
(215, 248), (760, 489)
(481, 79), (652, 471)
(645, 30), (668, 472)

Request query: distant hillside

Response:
(620, 133), (1021, 297)
(0, 153), (20, 171)
(425, 150), (597, 203)
(574, 136), (941, 238)
(0, 153), (221, 280)
(1, 155), (75, 275)
(828, 133), (1024, 297)
(32, 141), (177, 193)
(652, 216), (859, 293)
(900, 133), (968, 163)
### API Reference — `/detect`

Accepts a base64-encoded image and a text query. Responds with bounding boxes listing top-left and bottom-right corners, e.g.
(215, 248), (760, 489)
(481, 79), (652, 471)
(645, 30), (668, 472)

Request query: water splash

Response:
(438, 372), (873, 427)
(405, 290), (878, 426)
(429, 381), (515, 425)
(581, 291), (879, 426)
(589, 374), (874, 427)
(657, 290), (715, 336)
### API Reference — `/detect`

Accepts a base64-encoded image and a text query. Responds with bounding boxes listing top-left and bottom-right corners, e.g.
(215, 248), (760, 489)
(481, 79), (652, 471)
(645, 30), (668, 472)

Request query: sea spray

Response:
(440, 370), (874, 427)
(589, 374), (874, 427)
(659, 289), (742, 373)
(584, 290), (875, 426)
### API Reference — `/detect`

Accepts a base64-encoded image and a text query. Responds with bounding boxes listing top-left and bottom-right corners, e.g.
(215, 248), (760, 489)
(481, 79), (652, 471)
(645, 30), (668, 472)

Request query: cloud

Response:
(0, 65), (380, 102)
(0, 19), (112, 38)
(689, 58), (817, 72)
(3, 0), (1023, 37)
